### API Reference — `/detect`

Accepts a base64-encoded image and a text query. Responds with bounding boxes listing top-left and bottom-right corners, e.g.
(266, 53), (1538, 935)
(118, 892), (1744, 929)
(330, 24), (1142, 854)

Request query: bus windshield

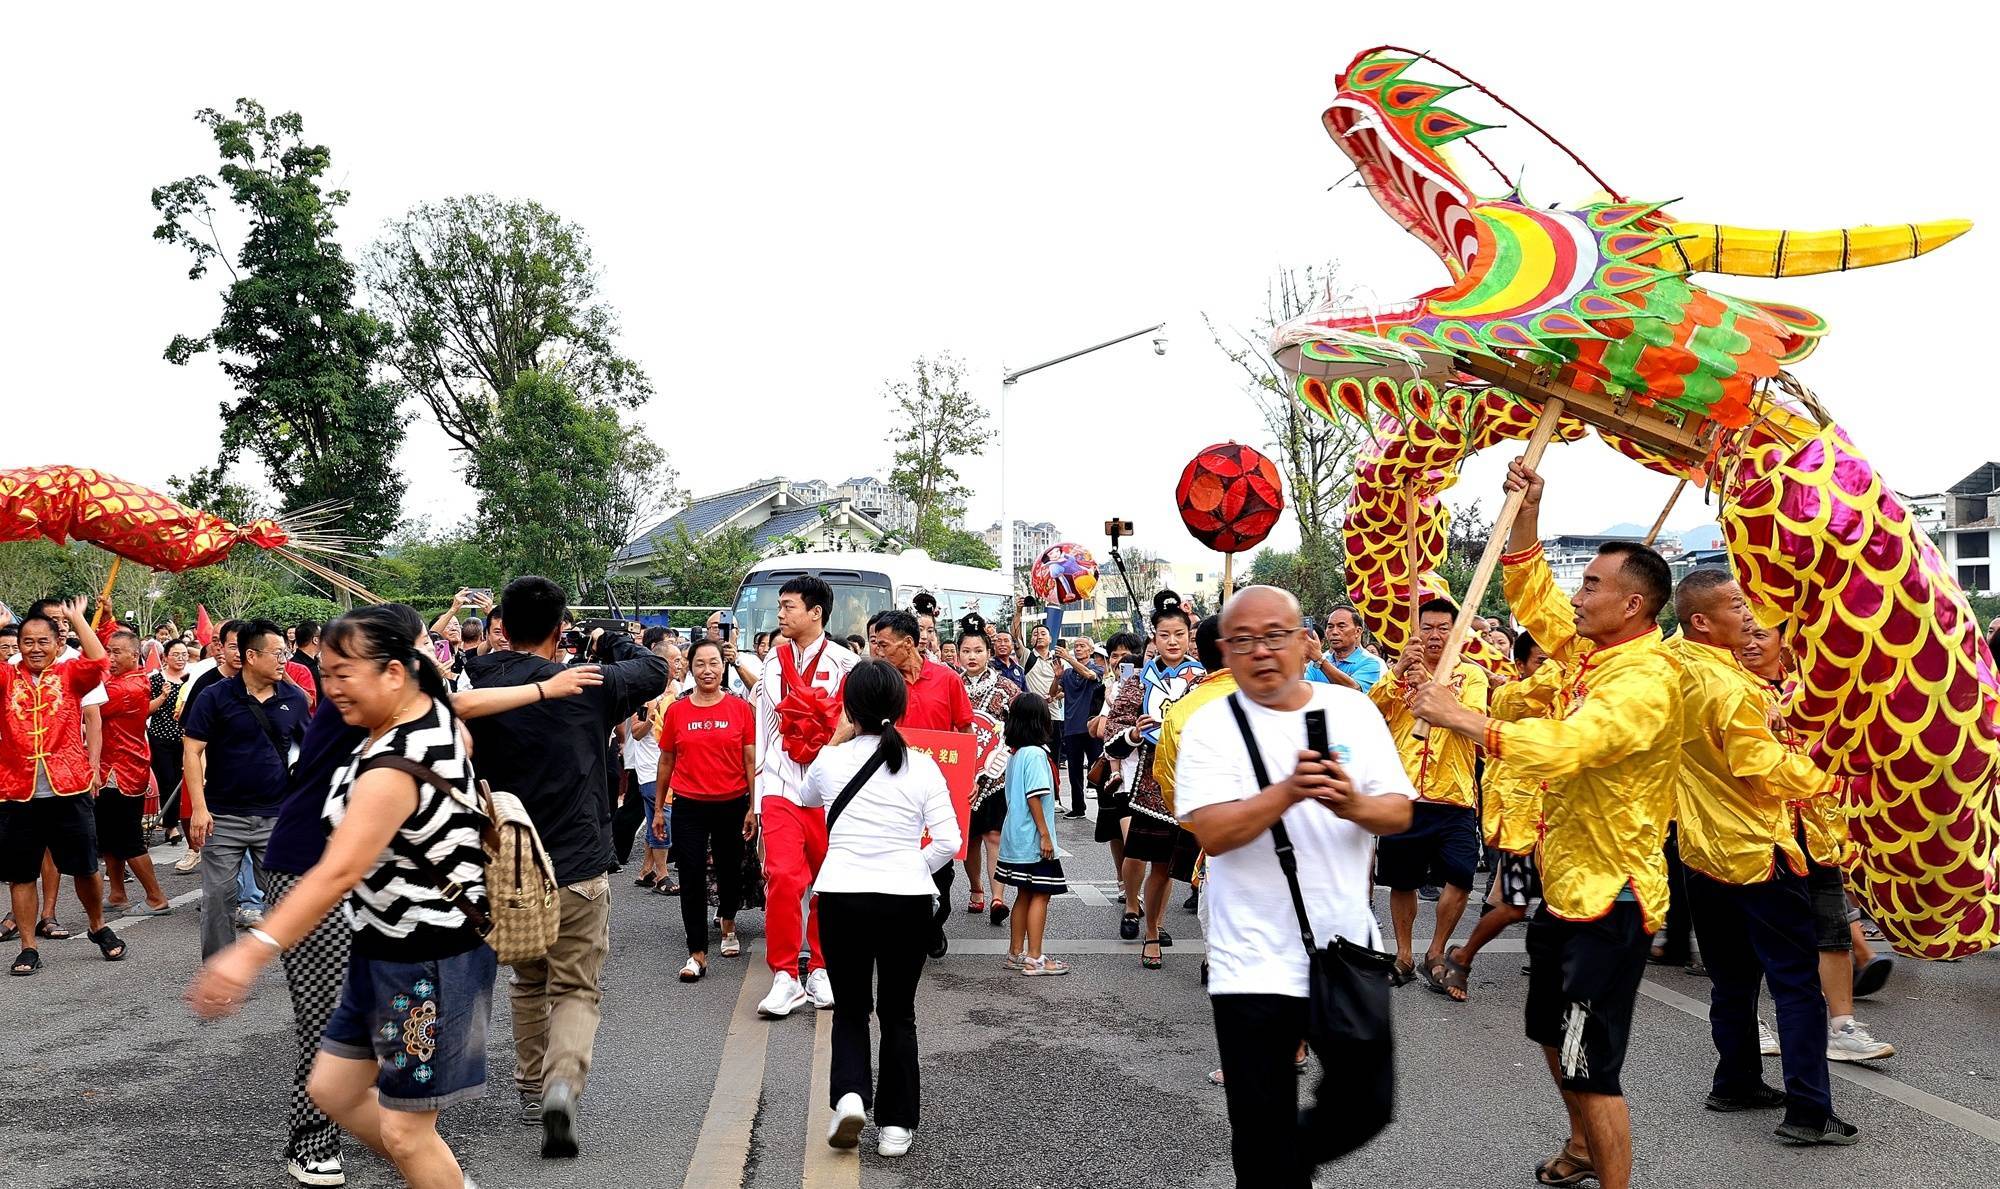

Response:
(733, 573), (893, 645)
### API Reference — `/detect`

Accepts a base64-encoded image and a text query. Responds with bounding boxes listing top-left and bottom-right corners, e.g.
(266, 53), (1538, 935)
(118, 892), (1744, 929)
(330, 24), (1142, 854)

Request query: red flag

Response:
(195, 605), (213, 647)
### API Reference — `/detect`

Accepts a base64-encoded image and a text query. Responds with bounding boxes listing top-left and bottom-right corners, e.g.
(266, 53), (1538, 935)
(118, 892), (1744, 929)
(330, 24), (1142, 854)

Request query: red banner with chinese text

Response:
(903, 728), (976, 862)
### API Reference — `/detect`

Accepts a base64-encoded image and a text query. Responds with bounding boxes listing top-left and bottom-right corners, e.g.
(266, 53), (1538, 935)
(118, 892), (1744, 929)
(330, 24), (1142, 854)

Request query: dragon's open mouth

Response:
(1291, 300), (1422, 333)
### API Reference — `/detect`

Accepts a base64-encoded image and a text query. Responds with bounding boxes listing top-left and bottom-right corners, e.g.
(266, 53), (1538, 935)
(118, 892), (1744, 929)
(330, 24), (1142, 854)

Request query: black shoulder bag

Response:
(1225, 692), (1397, 1165)
(825, 747), (891, 832)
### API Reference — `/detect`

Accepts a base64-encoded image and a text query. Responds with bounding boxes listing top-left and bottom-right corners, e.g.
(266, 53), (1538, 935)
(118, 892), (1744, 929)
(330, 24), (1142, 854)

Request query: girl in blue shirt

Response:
(993, 693), (1068, 975)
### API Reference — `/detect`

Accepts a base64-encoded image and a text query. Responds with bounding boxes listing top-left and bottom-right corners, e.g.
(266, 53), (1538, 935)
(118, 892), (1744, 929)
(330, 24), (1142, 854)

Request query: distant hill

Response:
(1594, 521), (1725, 550)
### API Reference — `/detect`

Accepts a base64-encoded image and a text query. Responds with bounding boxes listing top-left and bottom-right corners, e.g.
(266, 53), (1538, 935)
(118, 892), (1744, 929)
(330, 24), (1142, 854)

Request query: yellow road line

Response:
(681, 962), (774, 1189)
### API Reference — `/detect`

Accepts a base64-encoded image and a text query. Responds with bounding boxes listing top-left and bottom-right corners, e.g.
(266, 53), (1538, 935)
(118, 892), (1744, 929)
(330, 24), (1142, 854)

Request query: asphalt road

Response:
(5, 799), (1998, 1189)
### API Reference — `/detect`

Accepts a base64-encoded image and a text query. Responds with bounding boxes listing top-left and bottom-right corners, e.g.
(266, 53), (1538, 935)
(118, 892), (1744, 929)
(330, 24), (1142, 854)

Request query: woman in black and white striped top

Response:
(190, 604), (498, 1189)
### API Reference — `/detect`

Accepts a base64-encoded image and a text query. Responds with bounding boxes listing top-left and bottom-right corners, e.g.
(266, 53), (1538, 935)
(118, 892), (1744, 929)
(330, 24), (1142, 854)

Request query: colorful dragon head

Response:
(1276, 48), (1967, 434)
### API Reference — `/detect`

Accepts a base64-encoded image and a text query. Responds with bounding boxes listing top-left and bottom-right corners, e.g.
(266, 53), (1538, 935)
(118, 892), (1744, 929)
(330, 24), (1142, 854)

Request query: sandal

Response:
(719, 934), (742, 957)
(1535, 1143), (1595, 1186)
(1421, 955), (1449, 993)
(88, 926), (127, 961)
(967, 893), (985, 914)
(35, 918), (73, 941)
(1390, 958), (1416, 987)
(678, 956), (705, 982)
(1141, 939), (1163, 970)
(653, 880), (681, 896)
(1436, 950), (1471, 1002)
(636, 871), (658, 888)
(10, 948), (40, 976)
(0, 917), (17, 944)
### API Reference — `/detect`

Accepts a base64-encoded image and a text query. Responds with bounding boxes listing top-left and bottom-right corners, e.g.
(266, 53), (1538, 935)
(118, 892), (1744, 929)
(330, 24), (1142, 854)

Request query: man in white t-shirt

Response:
(1176, 585), (1415, 1189)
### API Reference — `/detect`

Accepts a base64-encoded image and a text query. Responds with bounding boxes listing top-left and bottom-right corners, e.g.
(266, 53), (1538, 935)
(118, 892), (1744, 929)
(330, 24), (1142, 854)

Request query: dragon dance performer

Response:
(753, 576), (857, 1020)
(1106, 592), (1204, 970)
(1738, 625), (1897, 1064)
(1444, 632), (1557, 991)
(95, 628), (174, 916)
(1370, 598), (1490, 995)
(1667, 569), (1857, 1145)
(1409, 459), (1680, 1189)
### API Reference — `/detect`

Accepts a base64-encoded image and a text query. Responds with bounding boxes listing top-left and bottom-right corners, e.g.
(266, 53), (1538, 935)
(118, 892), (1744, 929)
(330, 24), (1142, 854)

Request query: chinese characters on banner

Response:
(903, 727), (976, 861)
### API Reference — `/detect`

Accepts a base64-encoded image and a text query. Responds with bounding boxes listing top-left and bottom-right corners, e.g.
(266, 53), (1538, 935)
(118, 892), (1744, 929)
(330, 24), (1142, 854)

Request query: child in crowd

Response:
(994, 693), (1068, 975)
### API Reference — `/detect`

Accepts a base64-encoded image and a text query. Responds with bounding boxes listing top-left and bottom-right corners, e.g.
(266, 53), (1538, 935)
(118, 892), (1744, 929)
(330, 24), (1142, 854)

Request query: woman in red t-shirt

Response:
(653, 638), (756, 981)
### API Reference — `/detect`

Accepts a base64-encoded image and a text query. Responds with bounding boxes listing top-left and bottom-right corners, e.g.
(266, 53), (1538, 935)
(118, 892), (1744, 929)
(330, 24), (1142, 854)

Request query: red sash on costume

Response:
(775, 637), (839, 767)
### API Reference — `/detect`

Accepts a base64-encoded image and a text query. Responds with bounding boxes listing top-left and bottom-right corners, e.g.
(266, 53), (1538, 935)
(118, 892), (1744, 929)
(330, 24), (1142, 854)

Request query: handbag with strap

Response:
(241, 688), (296, 776)
(1224, 694), (1398, 1045)
(361, 755), (563, 966)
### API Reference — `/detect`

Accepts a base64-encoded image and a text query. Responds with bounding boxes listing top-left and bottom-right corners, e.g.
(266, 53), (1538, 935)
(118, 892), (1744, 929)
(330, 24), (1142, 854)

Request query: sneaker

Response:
(719, 934), (742, 958)
(1827, 1021), (1895, 1062)
(518, 1091), (542, 1125)
(828, 1093), (866, 1148)
(1759, 1021), (1781, 1056)
(540, 1082), (579, 1158)
(1775, 1115), (1861, 1146)
(286, 1154), (345, 1186)
(1418, 884), (1441, 902)
(1706, 1084), (1786, 1112)
(175, 848), (203, 873)
(877, 1125), (914, 1157)
(758, 971), (811, 1018)
(233, 906), (265, 929)
(806, 967), (835, 1010)
(1021, 956), (1071, 976)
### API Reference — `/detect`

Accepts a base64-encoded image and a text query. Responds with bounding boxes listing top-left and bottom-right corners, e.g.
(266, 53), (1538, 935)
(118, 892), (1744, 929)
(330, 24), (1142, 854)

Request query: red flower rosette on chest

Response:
(775, 639), (840, 767)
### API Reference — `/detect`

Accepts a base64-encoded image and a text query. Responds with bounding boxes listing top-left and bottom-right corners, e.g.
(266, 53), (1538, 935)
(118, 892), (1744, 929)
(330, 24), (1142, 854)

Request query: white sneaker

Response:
(719, 934), (741, 957)
(877, 1125), (913, 1157)
(758, 971), (810, 1018)
(807, 967), (835, 1009)
(286, 1154), (345, 1186)
(175, 848), (202, 873)
(1758, 1021), (1780, 1056)
(1827, 1020), (1895, 1062)
(828, 1092), (866, 1148)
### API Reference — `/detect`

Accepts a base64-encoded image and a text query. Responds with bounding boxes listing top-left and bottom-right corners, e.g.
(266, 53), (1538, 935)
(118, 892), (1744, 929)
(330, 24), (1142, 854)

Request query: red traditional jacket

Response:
(98, 668), (154, 797)
(0, 656), (111, 800)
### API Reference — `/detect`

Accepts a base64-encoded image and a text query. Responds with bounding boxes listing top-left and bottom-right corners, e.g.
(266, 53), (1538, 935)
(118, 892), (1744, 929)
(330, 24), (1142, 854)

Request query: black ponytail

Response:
(842, 659), (909, 774)
(324, 603), (456, 722)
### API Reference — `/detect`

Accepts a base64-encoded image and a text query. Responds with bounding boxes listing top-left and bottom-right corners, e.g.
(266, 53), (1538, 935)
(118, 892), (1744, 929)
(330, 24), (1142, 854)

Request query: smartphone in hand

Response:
(1304, 708), (1329, 760)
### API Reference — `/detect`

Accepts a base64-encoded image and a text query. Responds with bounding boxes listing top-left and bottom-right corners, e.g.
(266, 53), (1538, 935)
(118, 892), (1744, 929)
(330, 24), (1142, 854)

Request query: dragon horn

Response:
(1665, 218), (1970, 277)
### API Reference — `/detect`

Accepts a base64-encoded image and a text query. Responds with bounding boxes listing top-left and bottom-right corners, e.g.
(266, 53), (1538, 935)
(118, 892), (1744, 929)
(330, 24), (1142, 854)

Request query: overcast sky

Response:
(5, 3), (1993, 573)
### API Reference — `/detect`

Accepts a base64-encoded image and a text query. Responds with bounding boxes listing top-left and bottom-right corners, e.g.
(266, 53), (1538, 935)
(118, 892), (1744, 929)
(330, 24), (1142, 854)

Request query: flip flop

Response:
(124, 903), (174, 917)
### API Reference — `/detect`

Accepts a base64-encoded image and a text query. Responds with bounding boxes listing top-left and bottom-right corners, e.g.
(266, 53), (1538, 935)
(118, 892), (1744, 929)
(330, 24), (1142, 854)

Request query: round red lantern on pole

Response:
(1176, 442), (1284, 555)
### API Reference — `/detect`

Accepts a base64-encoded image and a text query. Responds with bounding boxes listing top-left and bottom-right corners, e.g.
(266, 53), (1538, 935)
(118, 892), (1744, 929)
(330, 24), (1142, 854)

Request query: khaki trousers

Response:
(509, 875), (612, 1095)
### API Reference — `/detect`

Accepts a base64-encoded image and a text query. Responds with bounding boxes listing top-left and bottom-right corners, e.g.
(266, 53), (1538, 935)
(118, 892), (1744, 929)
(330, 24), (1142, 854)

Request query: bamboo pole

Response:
(1414, 397), (1567, 739)
(1644, 477), (1688, 547)
(1403, 485), (1422, 647)
(1222, 552), (1236, 602)
(92, 557), (121, 631)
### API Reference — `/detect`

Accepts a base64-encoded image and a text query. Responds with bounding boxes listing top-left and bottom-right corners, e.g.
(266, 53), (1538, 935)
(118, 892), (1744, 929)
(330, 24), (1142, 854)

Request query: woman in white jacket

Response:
(802, 659), (962, 1159)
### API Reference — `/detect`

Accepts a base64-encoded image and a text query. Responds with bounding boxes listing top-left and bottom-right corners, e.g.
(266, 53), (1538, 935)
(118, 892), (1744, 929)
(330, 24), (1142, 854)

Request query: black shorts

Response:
(0, 796), (101, 883)
(94, 791), (149, 860)
(1805, 861), (1855, 951)
(1094, 796), (1129, 843)
(1524, 900), (1650, 1097)
(1492, 849), (1542, 909)
(1375, 802), (1479, 891)
(1125, 812), (1198, 883)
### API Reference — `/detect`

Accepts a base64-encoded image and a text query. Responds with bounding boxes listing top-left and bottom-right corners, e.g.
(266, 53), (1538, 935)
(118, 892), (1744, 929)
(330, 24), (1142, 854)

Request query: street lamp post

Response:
(999, 322), (1166, 603)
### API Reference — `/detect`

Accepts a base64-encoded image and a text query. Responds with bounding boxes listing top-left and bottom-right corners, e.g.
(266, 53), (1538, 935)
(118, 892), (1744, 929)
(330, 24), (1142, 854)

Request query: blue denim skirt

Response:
(321, 942), (498, 1111)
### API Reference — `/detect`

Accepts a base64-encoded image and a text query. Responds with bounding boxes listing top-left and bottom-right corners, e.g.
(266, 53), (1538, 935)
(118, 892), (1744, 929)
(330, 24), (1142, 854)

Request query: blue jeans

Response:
(321, 942), (498, 1112)
(238, 857), (264, 910)
(638, 782), (670, 850)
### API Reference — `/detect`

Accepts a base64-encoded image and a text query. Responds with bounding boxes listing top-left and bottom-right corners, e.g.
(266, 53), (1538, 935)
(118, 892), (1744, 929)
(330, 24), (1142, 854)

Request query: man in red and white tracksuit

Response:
(753, 576), (856, 1019)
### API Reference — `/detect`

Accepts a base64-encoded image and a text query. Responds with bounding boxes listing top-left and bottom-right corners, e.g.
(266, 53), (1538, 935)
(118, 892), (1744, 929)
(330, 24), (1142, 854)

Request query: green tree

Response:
(245, 594), (343, 628)
(471, 370), (677, 597)
(645, 525), (762, 607)
(152, 99), (406, 547)
(364, 195), (652, 454)
(1436, 498), (1511, 621)
(883, 354), (987, 555)
(906, 508), (999, 569)
(1205, 265), (1369, 621)
(376, 522), (508, 604)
